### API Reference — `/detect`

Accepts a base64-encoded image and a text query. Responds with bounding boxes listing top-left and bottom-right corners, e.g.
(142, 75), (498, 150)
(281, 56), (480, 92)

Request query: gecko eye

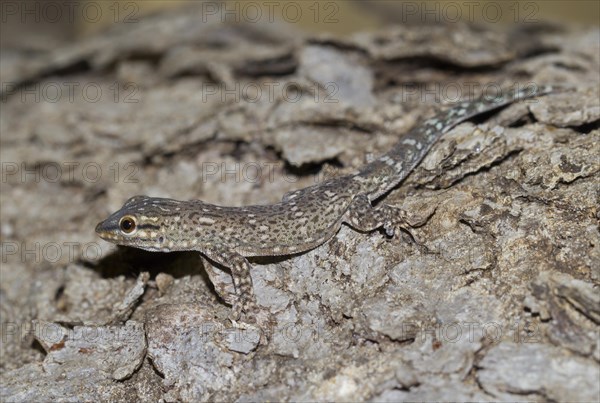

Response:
(119, 216), (137, 234)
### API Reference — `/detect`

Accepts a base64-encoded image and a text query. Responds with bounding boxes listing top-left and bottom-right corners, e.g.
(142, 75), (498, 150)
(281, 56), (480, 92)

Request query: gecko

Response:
(96, 84), (554, 325)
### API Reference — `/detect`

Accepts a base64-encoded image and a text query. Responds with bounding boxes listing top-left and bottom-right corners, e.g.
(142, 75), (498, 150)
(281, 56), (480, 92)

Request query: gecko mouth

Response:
(95, 222), (117, 241)
(95, 220), (113, 235)
(94, 221), (105, 233)
(95, 220), (124, 241)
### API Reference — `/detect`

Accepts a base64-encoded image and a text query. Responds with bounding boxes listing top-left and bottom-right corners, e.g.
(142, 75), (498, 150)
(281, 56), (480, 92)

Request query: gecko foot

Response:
(381, 205), (411, 237)
(346, 194), (413, 239)
(230, 296), (275, 327)
(229, 305), (274, 345)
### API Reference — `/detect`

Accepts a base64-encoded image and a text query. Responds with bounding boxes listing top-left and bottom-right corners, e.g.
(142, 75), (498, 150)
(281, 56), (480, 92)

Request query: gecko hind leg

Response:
(344, 194), (411, 238)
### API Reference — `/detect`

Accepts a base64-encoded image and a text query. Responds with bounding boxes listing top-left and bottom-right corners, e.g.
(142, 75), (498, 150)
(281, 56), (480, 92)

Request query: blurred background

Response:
(2, 0), (599, 50)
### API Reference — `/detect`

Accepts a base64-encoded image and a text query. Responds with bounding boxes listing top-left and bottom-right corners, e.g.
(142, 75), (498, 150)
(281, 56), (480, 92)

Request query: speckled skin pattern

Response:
(96, 85), (554, 323)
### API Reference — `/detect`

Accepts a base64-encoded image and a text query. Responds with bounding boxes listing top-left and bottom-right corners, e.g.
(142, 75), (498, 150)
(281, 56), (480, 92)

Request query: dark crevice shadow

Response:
(91, 247), (230, 306)
(571, 119), (599, 135)
(91, 247), (204, 280)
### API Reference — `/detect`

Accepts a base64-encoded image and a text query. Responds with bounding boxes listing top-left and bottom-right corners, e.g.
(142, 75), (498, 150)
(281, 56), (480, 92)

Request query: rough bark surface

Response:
(1, 7), (599, 402)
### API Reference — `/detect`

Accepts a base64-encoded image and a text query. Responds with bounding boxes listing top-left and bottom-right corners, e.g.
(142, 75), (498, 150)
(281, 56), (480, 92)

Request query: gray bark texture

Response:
(1, 6), (599, 402)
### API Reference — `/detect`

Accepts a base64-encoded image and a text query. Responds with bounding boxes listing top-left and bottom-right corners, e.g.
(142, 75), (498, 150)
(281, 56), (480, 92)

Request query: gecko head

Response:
(95, 195), (180, 252)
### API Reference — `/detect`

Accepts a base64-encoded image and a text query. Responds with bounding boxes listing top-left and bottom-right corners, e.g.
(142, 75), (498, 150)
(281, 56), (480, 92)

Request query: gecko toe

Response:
(384, 224), (395, 237)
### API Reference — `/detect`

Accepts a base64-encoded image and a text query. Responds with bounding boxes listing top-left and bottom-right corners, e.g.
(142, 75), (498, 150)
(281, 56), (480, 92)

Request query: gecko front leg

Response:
(201, 244), (260, 322)
(202, 259), (236, 306)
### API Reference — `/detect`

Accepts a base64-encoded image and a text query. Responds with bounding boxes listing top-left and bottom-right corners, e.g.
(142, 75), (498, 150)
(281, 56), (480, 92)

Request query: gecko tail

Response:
(358, 83), (561, 199)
